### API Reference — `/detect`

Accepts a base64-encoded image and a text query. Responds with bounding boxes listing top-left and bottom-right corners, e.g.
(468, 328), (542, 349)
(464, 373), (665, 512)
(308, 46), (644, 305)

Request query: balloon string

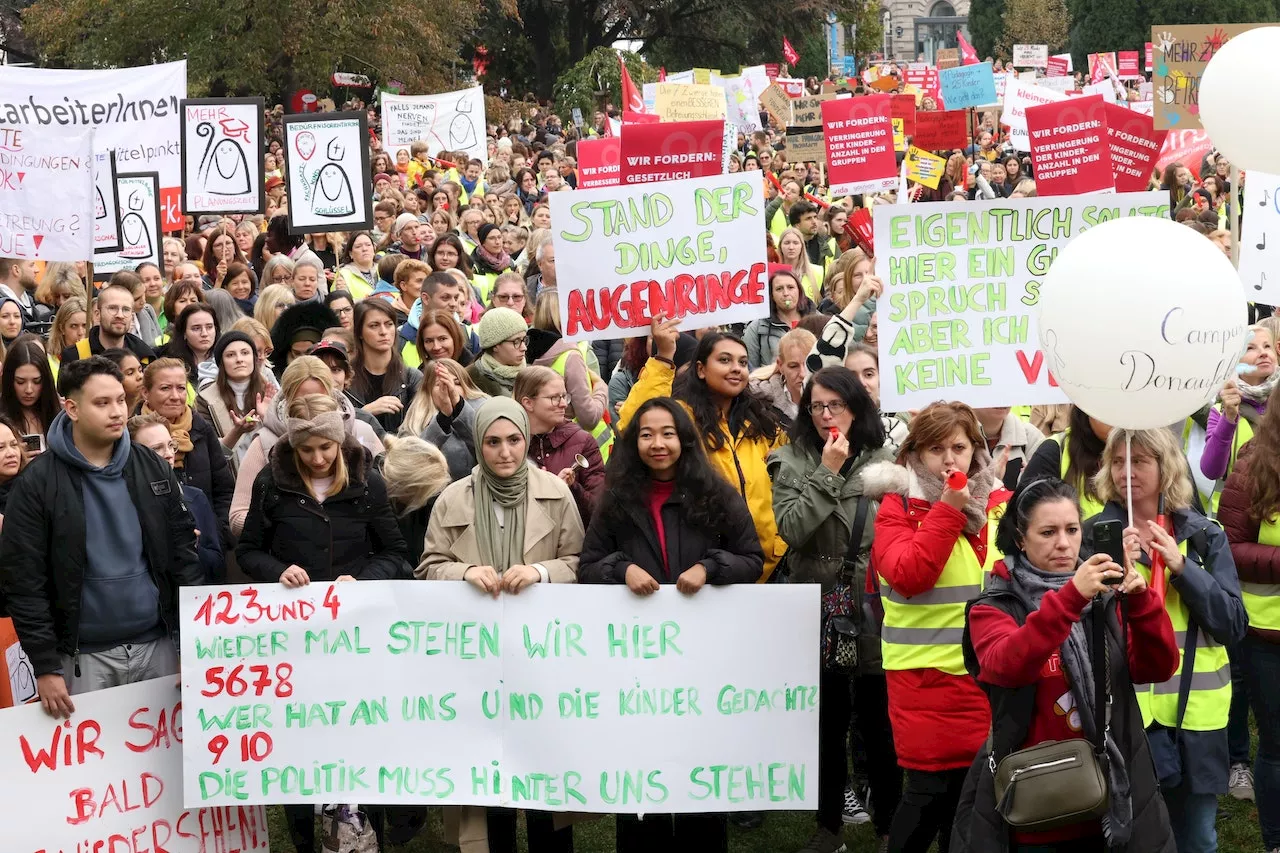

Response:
(1125, 432), (1134, 531)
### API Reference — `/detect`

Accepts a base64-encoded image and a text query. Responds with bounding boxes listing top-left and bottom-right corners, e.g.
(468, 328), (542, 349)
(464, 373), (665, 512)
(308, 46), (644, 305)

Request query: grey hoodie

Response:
(46, 412), (161, 650)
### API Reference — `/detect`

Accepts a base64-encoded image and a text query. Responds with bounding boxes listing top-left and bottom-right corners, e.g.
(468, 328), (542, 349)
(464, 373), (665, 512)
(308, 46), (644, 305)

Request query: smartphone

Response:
(21, 433), (44, 454)
(1093, 519), (1124, 585)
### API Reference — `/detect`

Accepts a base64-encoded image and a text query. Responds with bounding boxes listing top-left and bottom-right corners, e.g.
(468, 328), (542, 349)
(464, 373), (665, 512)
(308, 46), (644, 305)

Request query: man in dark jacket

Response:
(0, 357), (202, 718)
(59, 281), (156, 367)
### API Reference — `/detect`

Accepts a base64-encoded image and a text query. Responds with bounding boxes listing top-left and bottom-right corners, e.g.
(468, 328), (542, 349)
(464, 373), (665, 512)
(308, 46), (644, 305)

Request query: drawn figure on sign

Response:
(196, 120), (251, 196)
(310, 137), (356, 218)
(94, 184), (107, 220)
(448, 96), (478, 150)
(7, 642), (35, 705)
(119, 190), (153, 259)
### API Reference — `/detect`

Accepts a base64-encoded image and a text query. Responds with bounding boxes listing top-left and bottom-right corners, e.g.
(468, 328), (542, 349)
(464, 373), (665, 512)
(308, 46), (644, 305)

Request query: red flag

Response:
(957, 31), (979, 65)
(659, 66), (667, 82)
(618, 55), (645, 114)
(783, 37), (800, 67)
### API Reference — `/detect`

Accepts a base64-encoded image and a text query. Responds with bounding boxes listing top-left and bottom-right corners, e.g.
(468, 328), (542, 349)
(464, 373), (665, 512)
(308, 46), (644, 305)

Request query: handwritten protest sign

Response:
(181, 581), (817, 811)
(822, 96), (898, 196)
(938, 63), (997, 110)
(1013, 45), (1049, 69)
(722, 75), (762, 131)
(94, 172), (163, 280)
(1104, 104), (1168, 193)
(382, 87), (488, 163)
(577, 138), (621, 189)
(1240, 171), (1280, 303)
(1151, 25), (1271, 128)
(890, 94), (917, 137)
(936, 48), (961, 69)
(549, 171), (767, 339)
(282, 113), (372, 234)
(777, 78), (806, 98)
(874, 193), (1169, 410)
(1026, 96), (1114, 196)
(0, 60), (188, 230)
(787, 96), (829, 163)
(905, 146), (947, 189)
(758, 82), (793, 126)
(619, 119), (725, 185)
(0, 125), (94, 262)
(0, 677), (270, 853)
(1002, 78), (1067, 150)
(93, 151), (121, 253)
(912, 110), (968, 151)
(655, 83), (727, 122)
(180, 98), (265, 214)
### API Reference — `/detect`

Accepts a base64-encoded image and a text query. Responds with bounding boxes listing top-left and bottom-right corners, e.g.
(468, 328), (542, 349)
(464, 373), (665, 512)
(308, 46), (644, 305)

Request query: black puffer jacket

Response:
(0, 443), (201, 676)
(236, 439), (409, 582)
(176, 410), (234, 549)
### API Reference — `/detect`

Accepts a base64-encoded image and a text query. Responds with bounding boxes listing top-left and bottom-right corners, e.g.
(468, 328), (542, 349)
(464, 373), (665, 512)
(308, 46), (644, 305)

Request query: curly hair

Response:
(671, 332), (780, 451)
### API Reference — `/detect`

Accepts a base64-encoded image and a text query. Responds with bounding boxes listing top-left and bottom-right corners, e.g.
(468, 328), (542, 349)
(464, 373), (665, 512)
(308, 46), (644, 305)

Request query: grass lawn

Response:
(268, 793), (1265, 851)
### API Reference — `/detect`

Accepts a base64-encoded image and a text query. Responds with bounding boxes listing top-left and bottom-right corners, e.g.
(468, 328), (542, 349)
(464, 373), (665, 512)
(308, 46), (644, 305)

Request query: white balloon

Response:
(1200, 27), (1280, 174)
(1037, 216), (1248, 430)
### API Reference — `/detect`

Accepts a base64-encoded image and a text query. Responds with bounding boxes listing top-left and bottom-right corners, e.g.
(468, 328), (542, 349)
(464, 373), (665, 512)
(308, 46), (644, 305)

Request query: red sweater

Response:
(969, 561), (1178, 842)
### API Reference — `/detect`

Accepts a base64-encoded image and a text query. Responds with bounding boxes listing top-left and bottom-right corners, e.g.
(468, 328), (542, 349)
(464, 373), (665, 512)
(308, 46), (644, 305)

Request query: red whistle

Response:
(946, 471), (968, 490)
(828, 427), (840, 440)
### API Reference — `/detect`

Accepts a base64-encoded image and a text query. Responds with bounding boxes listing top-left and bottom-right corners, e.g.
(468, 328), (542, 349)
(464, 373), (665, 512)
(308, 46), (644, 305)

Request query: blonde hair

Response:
(532, 288), (560, 333)
(36, 262), (87, 307)
(826, 247), (873, 310)
(1258, 316), (1280, 348)
(288, 393), (347, 497)
(381, 435), (451, 514)
(1093, 427), (1195, 512)
(280, 355), (336, 403)
(254, 284), (296, 331)
(399, 358), (487, 436)
(778, 226), (816, 289)
(230, 316), (272, 353)
(48, 297), (89, 358)
(750, 328), (817, 381)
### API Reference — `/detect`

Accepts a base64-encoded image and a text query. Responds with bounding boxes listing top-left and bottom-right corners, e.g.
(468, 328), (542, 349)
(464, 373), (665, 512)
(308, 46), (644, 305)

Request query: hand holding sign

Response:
(651, 313), (682, 360)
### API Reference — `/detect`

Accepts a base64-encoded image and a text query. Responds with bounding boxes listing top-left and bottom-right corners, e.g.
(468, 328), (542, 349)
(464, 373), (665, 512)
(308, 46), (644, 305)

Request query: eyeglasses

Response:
(808, 400), (848, 416)
(334, 306), (354, 316)
(102, 305), (133, 316)
(504, 335), (528, 349)
(539, 394), (569, 404)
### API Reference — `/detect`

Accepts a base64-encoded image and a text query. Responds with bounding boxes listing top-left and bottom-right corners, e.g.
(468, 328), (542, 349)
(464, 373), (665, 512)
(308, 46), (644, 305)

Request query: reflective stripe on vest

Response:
(1133, 539), (1232, 731)
(1053, 431), (1104, 522)
(1248, 518), (1280, 631)
(548, 342), (614, 462)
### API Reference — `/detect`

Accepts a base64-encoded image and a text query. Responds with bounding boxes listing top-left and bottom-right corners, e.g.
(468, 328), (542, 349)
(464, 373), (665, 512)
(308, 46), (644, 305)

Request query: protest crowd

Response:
(3, 21), (1280, 853)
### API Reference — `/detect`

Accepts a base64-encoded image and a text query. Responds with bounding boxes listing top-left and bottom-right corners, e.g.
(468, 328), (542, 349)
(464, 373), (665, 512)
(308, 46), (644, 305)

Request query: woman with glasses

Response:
(467, 307), (528, 398)
(490, 271), (529, 319)
(515, 366), (603, 524)
(325, 290), (356, 332)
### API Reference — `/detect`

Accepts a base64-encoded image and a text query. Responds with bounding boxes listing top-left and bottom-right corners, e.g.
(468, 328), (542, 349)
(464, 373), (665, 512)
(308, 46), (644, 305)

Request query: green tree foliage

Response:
(1069, 0), (1279, 69)
(22, 0), (483, 98)
(968, 0), (1007, 58)
(552, 48), (658, 123)
(998, 0), (1070, 58)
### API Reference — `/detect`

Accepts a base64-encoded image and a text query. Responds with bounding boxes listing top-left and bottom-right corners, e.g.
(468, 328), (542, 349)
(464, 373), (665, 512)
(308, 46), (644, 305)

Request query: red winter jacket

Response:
(868, 463), (1006, 771)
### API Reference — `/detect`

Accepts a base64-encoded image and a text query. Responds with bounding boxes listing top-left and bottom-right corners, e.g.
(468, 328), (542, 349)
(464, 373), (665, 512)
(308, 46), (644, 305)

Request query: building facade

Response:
(883, 0), (971, 63)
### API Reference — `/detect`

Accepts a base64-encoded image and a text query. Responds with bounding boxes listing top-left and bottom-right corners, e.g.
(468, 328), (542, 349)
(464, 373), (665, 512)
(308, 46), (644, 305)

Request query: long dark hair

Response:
(430, 234), (474, 277)
(164, 303), (220, 381)
(790, 367), (884, 460)
(995, 476), (1080, 556)
(600, 397), (739, 531)
(163, 281), (205, 326)
(350, 300), (406, 402)
(768, 269), (815, 321)
(1066, 405), (1107, 503)
(214, 335), (267, 417)
(672, 332), (780, 450)
(0, 336), (60, 435)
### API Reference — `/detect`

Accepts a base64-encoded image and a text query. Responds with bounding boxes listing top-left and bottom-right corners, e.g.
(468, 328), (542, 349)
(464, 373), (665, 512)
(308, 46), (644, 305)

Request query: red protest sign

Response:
(1145, 42), (1153, 72)
(1047, 56), (1070, 77)
(822, 95), (898, 195)
(1104, 103), (1169, 193)
(619, 119), (724, 185)
(911, 109), (968, 151)
(1117, 51), (1141, 79)
(1025, 95), (1113, 196)
(891, 94), (917, 136)
(577, 137), (621, 189)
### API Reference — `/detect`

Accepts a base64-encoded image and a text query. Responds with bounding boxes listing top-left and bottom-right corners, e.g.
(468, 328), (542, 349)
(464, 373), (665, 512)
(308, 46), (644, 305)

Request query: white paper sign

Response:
(722, 75), (762, 131)
(382, 87), (487, 164)
(0, 677), (270, 853)
(93, 150), (121, 253)
(550, 171), (769, 342)
(1002, 79), (1067, 150)
(5, 638), (36, 705)
(1013, 44), (1050, 68)
(180, 98), (265, 214)
(0, 61), (187, 230)
(94, 172), (163, 280)
(1082, 81), (1119, 105)
(181, 582), (819, 812)
(1052, 52), (1074, 73)
(1038, 77), (1077, 95)
(0, 124), (94, 261)
(282, 112), (372, 234)
(1240, 170), (1280, 303)
(874, 193), (1171, 410)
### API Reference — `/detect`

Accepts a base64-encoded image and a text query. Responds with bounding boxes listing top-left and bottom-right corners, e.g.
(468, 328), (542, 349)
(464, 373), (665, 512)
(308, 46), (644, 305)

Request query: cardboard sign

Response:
(938, 62), (997, 110)
(282, 112), (372, 234)
(1013, 45), (1049, 69)
(93, 149), (121, 253)
(576, 137), (621, 189)
(1002, 78), (1068, 151)
(382, 86), (488, 162)
(1150, 24), (1266, 129)
(655, 83), (727, 122)
(619, 119), (725, 185)
(0, 60), (188, 230)
(94, 172), (163, 280)
(787, 96), (830, 163)
(890, 94), (917, 137)
(1104, 103), (1169, 193)
(180, 98), (265, 214)
(822, 95), (898, 196)
(182, 582), (816, 810)
(0, 678), (270, 853)
(912, 109), (968, 151)
(1117, 51), (1142, 80)
(758, 82), (793, 126)
(1240, 170), (1280, 303)
(905, 146), (947, 189)
(0, 124), (95, 262)
(874, 192), (1170, 410)
(936, 48), (961, 70)
(1047, 55), (1071, 77)
(1026, 96), (1114, 196)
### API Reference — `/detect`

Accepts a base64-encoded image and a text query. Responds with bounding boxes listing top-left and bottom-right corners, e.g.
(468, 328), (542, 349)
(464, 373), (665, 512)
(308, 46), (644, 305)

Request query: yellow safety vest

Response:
(1132, 539), (1232, 731)
(548, 341), (614, 463)
(1198, 407), (1253, 515)
(768, 206), (788, 238)
(1012, 405), (1032, 422)
(1247, 518), (1280, 632)
(473, 272), (498, 306)
(1054, 431), (1104, 522)
(1181, 417), (1216, 513)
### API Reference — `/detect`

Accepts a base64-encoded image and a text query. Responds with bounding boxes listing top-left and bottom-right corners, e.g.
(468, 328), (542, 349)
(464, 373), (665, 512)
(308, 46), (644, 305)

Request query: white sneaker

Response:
(841, 785), (871, 825)
(1228, 762), (1255, 802)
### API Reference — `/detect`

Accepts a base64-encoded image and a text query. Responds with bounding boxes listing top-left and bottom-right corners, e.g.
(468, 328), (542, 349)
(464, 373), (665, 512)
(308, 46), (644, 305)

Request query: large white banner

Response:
(0, 677), (270, 853)
(180, 98), (265, 214)
(181, 582), (819, 812)
(874, 193), (1170, 410)
(94, 172), (163, 280)
(382, 87), (487, 163)
(1241, 170), (1280, 304)
(282, 112), (372, 234)
(1001, 78), (1066, 151)
(0, 61), (187, 230)
(0, 124), (95, 261)
(550, 171), (769, 342)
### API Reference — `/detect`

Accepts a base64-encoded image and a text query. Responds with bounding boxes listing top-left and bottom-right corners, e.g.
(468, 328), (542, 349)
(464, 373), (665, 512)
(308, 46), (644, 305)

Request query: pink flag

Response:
(783, 37), (800, 66)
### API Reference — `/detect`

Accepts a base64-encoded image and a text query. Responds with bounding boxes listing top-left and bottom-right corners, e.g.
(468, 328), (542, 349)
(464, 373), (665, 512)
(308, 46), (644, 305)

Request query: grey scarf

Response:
(905, 447), (997, 536)
(1004, 552), (1133, 845)
(1238, 370), (1280, 406)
